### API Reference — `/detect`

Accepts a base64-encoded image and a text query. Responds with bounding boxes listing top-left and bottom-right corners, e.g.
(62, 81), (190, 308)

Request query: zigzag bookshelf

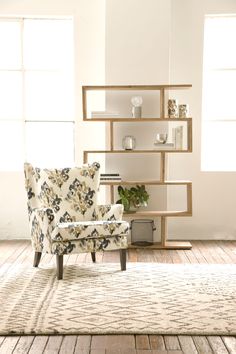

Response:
(82, 85), (192, 250)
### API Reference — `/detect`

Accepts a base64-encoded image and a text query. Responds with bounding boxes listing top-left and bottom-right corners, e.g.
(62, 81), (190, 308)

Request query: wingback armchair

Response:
(24, 162), (129, 279)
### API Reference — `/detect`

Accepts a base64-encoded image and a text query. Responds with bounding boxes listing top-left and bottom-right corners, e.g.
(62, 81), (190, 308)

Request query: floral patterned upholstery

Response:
(24, 162), (129, 256)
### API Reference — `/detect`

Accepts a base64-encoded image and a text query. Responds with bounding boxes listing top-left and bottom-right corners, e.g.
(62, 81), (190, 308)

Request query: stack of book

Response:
(100, 173), (122, 182)
(91, 111), (119, 118)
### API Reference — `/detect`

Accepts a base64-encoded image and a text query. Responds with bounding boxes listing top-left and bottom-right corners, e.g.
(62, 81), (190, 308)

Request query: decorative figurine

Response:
(179, 104), (189, 118)
(131, 96), (143, 118)
(168, 99), (178, 118)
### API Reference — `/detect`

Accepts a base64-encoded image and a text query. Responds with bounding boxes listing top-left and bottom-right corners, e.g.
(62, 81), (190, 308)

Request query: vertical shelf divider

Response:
(110, 120), (114, 203)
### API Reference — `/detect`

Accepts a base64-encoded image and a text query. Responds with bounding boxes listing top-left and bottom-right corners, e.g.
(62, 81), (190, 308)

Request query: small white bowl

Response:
(155, 133), (168, 144)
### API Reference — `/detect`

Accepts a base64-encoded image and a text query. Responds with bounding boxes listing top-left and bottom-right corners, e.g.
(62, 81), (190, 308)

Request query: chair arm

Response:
(95, 204), (124, 221)
(29, 207), (56, 253)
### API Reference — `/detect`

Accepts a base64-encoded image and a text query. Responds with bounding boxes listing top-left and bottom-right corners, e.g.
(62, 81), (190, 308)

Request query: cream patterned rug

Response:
(1, 263), (236, 335)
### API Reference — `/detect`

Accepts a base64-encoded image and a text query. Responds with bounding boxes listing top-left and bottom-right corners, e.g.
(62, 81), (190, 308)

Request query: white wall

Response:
(105, 0), (171, 242)
(168, 0), (236, 240)
(1, 0), (236, 240)
(0, 0), (105, 239)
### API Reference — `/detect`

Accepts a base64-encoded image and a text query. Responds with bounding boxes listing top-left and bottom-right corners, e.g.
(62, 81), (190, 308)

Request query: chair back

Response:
(24, 162), (100, 222)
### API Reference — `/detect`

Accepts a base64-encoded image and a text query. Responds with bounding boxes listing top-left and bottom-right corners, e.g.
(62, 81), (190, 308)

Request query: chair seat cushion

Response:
(52, 220), (130, 242)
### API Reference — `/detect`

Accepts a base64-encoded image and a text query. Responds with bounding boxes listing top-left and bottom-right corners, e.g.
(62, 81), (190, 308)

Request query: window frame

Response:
(0, 16), (75, 170)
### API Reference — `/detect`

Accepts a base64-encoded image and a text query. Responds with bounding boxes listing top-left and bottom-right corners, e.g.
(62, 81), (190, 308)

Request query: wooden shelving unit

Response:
(82, 84), (193, 250)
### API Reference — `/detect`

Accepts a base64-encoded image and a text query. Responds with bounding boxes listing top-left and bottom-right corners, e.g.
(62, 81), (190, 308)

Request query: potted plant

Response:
(116, 185), (149, 213)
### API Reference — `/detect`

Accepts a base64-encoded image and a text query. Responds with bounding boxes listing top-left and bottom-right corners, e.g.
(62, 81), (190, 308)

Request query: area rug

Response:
(1, 263), (236, 335)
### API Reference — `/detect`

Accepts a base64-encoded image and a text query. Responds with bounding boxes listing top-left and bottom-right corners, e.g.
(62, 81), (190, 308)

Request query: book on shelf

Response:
(91, 111), (119, 118)
(101, 173), (120, 176)
(172, 126), (183, 150)
(100, 173), (122, 181)
(100, 178), (122, 181)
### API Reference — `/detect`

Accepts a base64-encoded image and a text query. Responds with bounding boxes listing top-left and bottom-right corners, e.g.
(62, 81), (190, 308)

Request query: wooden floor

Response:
(0, 240), (236, 354)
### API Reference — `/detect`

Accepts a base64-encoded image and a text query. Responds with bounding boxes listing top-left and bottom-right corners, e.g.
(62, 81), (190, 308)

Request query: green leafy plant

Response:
(116, 185), (150, 212)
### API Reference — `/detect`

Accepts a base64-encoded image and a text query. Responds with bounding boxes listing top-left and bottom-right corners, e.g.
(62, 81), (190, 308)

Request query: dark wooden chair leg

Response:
(56, 255), (63, 280)
(120, 249), (126, 271)
(33, 252), (42, 267)
(91, 252), (96, 263)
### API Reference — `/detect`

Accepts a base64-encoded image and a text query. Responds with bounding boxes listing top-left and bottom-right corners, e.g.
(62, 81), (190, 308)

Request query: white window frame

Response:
(201, 14), (236, 172)
(0, 16), (75, 170)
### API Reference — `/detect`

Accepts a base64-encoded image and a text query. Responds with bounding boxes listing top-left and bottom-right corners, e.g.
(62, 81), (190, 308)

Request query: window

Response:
(0, 18), (74, 170)
(201, 15), (236, 171)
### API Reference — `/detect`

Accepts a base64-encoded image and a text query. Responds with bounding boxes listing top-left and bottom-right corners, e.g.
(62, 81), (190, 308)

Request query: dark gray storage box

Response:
(130, 219), (156, 246)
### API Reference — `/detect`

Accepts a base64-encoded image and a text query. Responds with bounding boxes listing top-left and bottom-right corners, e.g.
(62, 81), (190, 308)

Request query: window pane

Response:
(204, 17), (236, 69)
(202, 121), (236, 171)
(0, 20), (21, 69)
(25, 122), (74, 167)
(202, 70), (236, 120)
(23, 19), (73, 70)
(0, 121), (24, 171)
(0, 72), (22, 120)
(202, 16), (236, 171)
(25, 72), (74, 121)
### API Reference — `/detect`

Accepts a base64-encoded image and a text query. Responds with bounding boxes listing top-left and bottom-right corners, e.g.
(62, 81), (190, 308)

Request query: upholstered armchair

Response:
(24, 162), (129, 279)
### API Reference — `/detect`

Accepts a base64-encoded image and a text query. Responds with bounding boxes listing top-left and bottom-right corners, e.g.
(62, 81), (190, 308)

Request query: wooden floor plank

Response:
(194, 242), (215, 264)
(0, 336), (20, 354)
(90, 350), (105, 354)
(136, 351), (183, 354)
(139, 249), (156, 262)
(128, 249), (138, 262)
(200, 242), (224, 264)
(74, 350), (89, 354)
(135, 335), (150, 349)
(193, 336), (213, 354)
(178, 335), (198, 354)
(184, 249), (199, 264)
(12, 336), (35, 353)
(218, 242), (236, 263)
(91, 335), (135, 349)
(103, 251), (119, 263)
(74, 335), (91, 350)
(0, 241), (25, 267)
(176, 249), (190, 263)
(204, 242), (226, 264)
(0, 337), (5, 348)
(191, 244), (208, 264)
(207, 336), (229, 354)
(149, 336), (166, 350)
(215, 242), (234, 264)
(43, 336), (63, 354)
(168, 250), (182, 263)
(59, 335), (77, 354)
(222, 336), (236, 354)
(106, 349), (137, 354)
(28, 336), (49, 354)
(164, 336), (181, 350)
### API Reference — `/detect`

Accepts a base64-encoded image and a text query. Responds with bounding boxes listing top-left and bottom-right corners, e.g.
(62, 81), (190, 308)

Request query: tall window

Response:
(202, 15), (236, 171)
(0, 18), (74, 170)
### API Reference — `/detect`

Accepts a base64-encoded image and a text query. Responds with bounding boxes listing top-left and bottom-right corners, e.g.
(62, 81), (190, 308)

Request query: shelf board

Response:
(100, 180), (192, 186)
(128, 241), (192, 250)
(83, 84), (192, 91)
(85, 149), (190, 154)
(83, 117), (192, 122)
(123, 210), (192, 217)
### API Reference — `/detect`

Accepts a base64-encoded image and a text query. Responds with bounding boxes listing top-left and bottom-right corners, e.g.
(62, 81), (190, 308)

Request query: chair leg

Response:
(91, 252), (96, 263)
(56, 255), (63, 280)
(120, 249), (126, 271)
(33, 252), (42, 267)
